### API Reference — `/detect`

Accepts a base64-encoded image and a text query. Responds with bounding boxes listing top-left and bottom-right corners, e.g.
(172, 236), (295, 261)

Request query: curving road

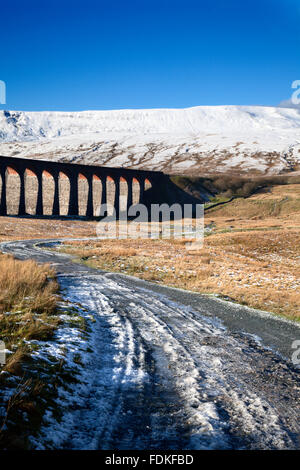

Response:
(1, 238), (300, 450)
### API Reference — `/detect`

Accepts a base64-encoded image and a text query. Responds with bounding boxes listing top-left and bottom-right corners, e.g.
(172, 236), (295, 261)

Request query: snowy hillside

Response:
(0, 105), (300, 175)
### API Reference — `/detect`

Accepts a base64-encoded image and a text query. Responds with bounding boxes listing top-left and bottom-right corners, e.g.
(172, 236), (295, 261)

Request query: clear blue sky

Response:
(0, 0), (299, 111)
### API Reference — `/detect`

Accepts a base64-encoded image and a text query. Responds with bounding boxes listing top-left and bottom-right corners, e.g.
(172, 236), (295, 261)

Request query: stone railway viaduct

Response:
(0, 156), (172, 218)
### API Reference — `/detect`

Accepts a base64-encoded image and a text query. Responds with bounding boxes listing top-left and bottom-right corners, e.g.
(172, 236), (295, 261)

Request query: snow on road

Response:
(1, 239), (300, 450)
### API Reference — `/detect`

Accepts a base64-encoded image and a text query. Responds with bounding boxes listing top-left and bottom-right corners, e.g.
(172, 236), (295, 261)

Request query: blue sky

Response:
(0, 0), (299, 111)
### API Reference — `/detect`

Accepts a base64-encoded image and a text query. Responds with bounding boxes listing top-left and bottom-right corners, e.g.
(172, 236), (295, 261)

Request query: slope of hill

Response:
(0, 105), (300, 176)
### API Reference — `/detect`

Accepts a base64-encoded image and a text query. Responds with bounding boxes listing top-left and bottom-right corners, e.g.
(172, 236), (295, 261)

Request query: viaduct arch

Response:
(0, 156), (162, 219)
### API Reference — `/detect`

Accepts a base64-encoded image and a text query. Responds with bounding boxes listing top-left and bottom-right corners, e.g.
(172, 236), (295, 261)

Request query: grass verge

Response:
(0, 254), (88, 449)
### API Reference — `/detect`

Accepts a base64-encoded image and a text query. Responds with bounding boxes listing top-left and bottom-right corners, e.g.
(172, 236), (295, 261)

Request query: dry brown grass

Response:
(0, 255), (58, 315)
(3, 346), (29, 376)
(0, 217), (98, 242)
(0, 254), (60, 376)
(73, 245), (137, 259)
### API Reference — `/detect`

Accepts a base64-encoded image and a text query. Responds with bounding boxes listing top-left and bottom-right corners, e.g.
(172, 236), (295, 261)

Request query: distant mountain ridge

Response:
(0, 105), (299, 176)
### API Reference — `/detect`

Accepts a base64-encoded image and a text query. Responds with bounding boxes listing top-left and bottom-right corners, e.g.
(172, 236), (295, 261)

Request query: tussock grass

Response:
(64, 240), (140, 261)
(0, 255), (58, 315)
(3, 346), (30, 376)
(0, 255), (60, 373)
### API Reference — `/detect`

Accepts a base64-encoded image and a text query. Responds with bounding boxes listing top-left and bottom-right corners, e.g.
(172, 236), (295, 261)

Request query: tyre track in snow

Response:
(1, 239), (300, 450)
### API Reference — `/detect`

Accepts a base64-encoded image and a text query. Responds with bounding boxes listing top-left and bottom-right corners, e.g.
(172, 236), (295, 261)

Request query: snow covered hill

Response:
(0, 105), (300, 175)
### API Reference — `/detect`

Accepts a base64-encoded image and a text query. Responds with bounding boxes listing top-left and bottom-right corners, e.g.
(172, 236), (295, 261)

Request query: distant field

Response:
(0, 217), (98, 242)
